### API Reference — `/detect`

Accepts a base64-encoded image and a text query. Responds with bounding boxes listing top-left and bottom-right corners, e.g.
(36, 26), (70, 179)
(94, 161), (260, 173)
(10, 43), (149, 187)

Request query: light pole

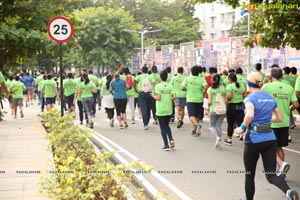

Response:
(122, 29), (162, 67)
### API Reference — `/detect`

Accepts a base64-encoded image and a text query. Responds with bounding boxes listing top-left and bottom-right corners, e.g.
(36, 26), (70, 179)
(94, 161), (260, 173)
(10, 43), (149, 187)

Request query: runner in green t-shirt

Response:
(10, 76), (26, 118)
(41, 74), (58, 111)
(63, 73), (76, 113)
(152, 70), (176, 151)
(224, 73), (246, 146)
(77, 73), (96, 128)
(170, 67), (186, 128)
(295, 76), (300, 114)
(261, 66), (299, 179)
(181, 65), (207, 137)
(207, 74), (227, 149)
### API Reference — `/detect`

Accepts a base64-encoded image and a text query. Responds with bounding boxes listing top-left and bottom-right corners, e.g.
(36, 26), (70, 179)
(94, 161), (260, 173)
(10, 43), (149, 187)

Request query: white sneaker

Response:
(196, 124), (202, 136)
(277, 161), (290, 180)
(110, 119), (114, 127)
(215, 137), (221, 149)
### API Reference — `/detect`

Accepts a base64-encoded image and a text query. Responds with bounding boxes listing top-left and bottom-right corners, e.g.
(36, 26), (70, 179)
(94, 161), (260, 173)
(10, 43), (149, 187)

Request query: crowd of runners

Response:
(0, 63), (299, 199)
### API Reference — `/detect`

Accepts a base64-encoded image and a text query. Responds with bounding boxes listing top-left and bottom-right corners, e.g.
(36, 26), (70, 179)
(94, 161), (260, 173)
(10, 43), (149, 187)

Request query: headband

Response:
(247, 80), (262, 88)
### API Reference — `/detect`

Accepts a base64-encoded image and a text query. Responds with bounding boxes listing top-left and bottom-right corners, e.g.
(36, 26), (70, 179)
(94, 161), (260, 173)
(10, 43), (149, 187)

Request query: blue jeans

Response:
(138, 92), (151, 126)
(209, 112), (226, 138)
(157, 115), (173, 147)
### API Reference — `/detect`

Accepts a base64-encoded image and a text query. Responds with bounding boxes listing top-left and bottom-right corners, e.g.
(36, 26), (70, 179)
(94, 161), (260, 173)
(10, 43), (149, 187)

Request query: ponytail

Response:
(106, 74), (112, 90)
(212, 74), (221, 89)
(82, 73), (90, 85)
(228, 73), (240, 88)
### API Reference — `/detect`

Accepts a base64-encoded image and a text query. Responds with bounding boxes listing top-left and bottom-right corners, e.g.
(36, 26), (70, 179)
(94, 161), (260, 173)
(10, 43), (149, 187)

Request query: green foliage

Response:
(39, 109), (150, 200)
(186, 0), (300, 49)
(150, 17), (200, 49)
(72, 7), (142, 72)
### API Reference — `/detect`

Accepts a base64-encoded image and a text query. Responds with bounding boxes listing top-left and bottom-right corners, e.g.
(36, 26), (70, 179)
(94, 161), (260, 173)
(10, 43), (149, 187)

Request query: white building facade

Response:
(195, 3), (243, 39)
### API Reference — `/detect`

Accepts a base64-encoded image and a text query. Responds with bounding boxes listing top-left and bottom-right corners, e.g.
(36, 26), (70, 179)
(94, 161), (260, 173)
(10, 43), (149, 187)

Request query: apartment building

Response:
(195, 3), (243, 39)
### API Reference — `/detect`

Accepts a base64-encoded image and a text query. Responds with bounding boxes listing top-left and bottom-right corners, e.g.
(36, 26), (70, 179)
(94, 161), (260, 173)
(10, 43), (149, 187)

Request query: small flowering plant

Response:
(39, 108), (150, 200)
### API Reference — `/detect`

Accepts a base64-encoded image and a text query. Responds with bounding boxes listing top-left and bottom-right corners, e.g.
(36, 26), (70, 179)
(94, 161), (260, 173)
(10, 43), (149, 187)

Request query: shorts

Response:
(273, 127), (289, 147)
(114, 98), (127, 116)
(45, 97), (55, 105)
(187, 102), (203, 118)
(12, 98), (23, 106)
(203, 98), (209, 109)
(66, 94), (75, 108)
(28, 87), (35, 96)
(173, 97), (186, 107)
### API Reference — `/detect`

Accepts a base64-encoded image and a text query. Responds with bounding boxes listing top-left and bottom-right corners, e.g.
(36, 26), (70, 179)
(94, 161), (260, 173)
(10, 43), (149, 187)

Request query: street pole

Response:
(122, 29), (162, 68)
(141, 31), (144, 67)
(60, 43), (64, 117)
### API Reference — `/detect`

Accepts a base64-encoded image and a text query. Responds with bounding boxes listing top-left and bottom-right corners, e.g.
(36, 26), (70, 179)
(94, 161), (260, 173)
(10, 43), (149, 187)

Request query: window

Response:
(211, 17), (216, 28)
(221, 14), (225, 23)
(232, 15), (236, 25)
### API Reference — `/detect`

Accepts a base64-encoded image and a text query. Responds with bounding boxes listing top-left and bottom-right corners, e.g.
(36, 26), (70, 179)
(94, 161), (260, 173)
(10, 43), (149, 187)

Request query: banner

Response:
(144, 46), (156, 67)
(161, 45), (174, 70)
(202, 39), (219, 69)
(180, 42), (194, 74)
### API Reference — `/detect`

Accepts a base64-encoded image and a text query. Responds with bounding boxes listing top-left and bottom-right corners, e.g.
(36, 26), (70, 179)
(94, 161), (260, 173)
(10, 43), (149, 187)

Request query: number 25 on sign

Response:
(47, 16), (74, 43)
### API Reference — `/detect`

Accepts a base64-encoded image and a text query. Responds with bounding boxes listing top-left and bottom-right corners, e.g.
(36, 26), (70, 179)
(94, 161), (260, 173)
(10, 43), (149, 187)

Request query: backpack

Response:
(141, 76), (151, 92)
(214, 92), (226, 115)
(126, 75), (133, 88)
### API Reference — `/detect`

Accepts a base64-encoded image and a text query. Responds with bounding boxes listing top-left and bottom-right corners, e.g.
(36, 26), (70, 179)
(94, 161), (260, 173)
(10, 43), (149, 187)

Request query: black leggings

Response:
(226, 102), (244, 137)
(113, 98), (127, 116)
(244, 140), (289, 200)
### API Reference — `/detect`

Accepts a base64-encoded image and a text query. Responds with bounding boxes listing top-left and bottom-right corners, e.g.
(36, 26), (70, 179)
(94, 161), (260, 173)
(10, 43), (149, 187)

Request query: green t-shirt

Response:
(42, 80), (57, 98)
(135, 73), (153, 92)
(226, 83), (245, 103)
(10, 81), (26, 98)
(88, 74), (99, 88)
(262, 81), (297, 128)
(101, 83), (111, 96)
(170, 74), (186, 98)
(5, 79), (12, 95)
(150, 73), (161, 92)
(75, 78), (82, 101)
(63, 79), (76, 97)
(166, 73), (174, 83)
(0, 72), (4, 84)
(290, 75), (298, 88)
(155, 82), (174, 116)
(207, 85), (227, 112)
(237, 74), (247, 89)
(295, 76), (300, 93)
(36, 75), (44, 91)
(222, 76), (229, 88)
(78, 81), (96, 98)
(282, 75), (292, 86)
(181, 76), (207, 103)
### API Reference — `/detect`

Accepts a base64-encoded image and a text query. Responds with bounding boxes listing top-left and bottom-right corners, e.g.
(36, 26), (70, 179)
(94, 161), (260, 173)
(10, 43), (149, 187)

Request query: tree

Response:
(187, 0), (300, 49)
(72, 7), (142, 72)
(229, 15), (249, 37)
(150, 17), (200, 48)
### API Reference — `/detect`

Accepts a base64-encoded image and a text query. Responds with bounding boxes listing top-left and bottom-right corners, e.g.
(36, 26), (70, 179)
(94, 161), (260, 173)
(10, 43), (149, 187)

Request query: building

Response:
(195, 2), (243, 39)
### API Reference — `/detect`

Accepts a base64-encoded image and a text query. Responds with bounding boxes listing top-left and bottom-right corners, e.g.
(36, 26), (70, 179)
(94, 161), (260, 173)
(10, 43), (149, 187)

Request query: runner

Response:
(10, 75), (26, 119)
(235, 72), (299, 200)
(152, 70), (176, 151)
(181, 65), (207, 137)
(170, 67), (186, 128)
(261, 65), (299, 180)
(207, 73), (227, 149)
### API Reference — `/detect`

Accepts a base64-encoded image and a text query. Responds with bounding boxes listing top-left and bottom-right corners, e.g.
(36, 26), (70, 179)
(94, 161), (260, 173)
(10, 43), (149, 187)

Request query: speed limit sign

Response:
(47, 16), (74, 43)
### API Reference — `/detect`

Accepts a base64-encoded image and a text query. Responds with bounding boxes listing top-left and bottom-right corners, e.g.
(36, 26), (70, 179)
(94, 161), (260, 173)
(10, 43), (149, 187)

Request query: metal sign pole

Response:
(60, 43), (64, 117)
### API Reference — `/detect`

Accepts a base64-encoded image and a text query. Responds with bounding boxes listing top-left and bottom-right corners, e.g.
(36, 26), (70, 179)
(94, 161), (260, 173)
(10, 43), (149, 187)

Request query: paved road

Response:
(90, 110), (300, 200)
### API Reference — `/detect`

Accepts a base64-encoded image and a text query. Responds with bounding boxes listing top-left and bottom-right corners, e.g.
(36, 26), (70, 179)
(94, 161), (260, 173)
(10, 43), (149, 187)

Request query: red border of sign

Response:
(47, 16), (74, 43)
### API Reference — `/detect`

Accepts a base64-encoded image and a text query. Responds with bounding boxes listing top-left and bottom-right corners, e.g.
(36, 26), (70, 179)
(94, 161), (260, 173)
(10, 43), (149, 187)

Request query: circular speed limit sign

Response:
(47, 16), (74, 43)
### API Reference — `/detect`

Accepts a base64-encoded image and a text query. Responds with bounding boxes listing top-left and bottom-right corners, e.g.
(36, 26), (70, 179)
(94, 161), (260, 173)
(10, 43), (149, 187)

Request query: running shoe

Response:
(162, 146), (170, 151)
(89, 121), (94, 129)
(177, 120), (184, 128)
(287, 190), (299, 200)
(119, 124), (124, 129)
(288, 134), (292, 143)
(110, 119), (114, 127)
(215, 137), (221, 149)
(223, 139), (232, 146)
(20, 112), (24, 118)
(124, 121), (128, 128)
(131, 119), (135, 124)
(278, 161), (290, 180)
(191, 130), (196, 137)
(143, 125), (148, 130)
(169, 140), (175, 149)
(196, 124), (202, 136)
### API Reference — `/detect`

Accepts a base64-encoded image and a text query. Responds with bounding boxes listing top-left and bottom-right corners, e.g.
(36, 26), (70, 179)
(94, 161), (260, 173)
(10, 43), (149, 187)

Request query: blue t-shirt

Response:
(25, 76), (35, 88)
(110, 79), (127, 99)
(244, 92), (277, 144)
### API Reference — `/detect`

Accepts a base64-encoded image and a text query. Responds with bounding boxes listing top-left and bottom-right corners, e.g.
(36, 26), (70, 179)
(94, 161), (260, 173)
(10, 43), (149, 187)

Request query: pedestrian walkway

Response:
(0, 100), (54, 200)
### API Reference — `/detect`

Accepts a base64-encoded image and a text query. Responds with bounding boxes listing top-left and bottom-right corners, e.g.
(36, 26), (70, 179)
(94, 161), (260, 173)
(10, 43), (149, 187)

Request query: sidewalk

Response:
(0, 100), (54, 200)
